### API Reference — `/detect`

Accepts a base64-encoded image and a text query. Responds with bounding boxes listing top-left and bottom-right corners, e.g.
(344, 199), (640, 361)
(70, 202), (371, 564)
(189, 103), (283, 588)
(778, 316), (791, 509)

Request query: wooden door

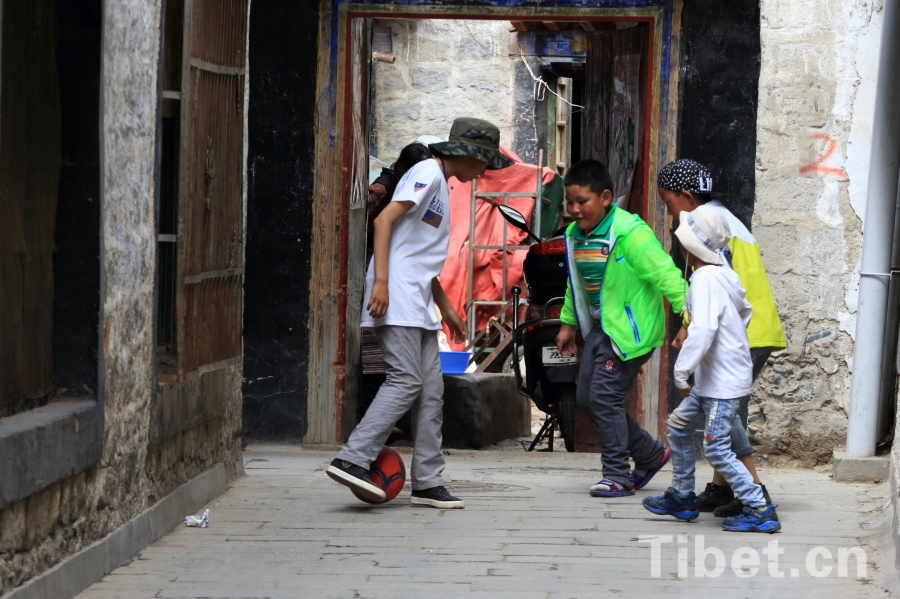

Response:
(582, 26), (648, 215)
(575, 26), (651, 451)
(0, 0), (60, 415)
(175, 0), (249, 380)
(343, 18), (373, 437)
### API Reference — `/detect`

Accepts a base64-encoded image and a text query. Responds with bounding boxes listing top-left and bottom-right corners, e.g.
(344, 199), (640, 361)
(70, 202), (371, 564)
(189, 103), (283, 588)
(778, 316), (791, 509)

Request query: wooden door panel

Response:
(189, 0), (248, 68)
(182, 69), (244, 277)
(175, 0), (248, 380)
(581, 26), (649, 430)
(583, 27), (648, 214)
(181, 275), (242, 375)
(0, 0), (60, 414)
(343, 17), (373, 438)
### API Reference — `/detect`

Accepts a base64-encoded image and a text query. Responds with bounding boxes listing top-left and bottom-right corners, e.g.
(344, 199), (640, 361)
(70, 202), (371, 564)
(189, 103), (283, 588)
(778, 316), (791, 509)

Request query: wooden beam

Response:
(510, 31), (588, 58)
(543, 21), (560, 32)
(580, 22), (596, 32)
(510, 21), (528, 32)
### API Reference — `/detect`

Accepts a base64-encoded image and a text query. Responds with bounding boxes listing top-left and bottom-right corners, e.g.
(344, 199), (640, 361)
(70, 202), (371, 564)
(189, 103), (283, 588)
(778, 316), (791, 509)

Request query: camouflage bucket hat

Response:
(428, 117), (515, 170)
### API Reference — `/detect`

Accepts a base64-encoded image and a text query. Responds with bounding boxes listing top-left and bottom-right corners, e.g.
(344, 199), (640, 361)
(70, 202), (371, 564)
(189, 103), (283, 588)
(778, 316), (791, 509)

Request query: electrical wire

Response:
(518, 44), (584, 111)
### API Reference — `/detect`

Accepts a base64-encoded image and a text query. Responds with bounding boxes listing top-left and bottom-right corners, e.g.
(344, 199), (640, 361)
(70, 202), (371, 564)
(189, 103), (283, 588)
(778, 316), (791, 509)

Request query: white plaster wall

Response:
(372, 19), (518, 162)
(752, 0), (884, 466)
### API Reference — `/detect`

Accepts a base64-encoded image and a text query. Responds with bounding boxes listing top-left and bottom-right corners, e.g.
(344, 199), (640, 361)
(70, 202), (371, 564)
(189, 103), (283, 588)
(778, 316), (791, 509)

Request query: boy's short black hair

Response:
(564, 160), (615, 197)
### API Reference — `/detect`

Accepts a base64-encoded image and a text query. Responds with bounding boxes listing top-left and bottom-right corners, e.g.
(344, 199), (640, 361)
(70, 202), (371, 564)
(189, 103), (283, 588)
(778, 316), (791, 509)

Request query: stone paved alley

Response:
(76, 446), (894, 599)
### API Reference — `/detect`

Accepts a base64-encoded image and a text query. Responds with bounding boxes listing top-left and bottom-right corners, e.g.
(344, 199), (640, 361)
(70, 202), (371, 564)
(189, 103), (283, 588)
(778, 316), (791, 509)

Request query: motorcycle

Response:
(490, 204), (577, 452)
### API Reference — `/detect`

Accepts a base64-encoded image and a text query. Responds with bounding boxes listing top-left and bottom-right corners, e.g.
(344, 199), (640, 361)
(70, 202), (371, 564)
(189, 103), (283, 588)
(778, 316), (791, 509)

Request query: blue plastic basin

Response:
(438, 351), (473, 374)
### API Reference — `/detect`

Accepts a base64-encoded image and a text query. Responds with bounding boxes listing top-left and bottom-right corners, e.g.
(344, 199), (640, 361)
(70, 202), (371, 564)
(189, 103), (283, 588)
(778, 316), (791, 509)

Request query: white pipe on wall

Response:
(847, 0), (900, 458)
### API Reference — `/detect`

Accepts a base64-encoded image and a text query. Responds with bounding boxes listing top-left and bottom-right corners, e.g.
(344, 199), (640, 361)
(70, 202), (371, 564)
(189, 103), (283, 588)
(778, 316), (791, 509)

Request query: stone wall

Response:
(371, 19), (520, 162)
(750, 0), (883, 466)
(0, 2), (244, 594)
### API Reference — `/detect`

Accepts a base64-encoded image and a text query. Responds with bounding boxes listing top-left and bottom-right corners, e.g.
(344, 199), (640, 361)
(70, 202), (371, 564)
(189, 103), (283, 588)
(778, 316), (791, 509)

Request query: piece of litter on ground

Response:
(185, 509), (210, 528)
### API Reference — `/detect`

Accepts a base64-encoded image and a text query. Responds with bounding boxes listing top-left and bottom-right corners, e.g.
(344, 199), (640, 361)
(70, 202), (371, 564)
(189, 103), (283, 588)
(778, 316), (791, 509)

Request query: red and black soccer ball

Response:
(352, 446), (407, 504)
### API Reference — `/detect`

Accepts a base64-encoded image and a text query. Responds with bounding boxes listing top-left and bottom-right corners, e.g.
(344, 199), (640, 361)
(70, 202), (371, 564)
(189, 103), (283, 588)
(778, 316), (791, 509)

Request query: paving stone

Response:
(74, 447), (892, 599)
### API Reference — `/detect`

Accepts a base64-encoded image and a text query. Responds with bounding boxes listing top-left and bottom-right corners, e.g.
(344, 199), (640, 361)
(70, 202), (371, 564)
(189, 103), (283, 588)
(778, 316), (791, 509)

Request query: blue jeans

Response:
(692, 347), (773, 458)
(667, 391), (765, 507)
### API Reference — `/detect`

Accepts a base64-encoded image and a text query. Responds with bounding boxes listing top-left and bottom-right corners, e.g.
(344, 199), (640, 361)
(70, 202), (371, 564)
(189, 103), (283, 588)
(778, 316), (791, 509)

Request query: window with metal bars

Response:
(156, 0), (184, 375)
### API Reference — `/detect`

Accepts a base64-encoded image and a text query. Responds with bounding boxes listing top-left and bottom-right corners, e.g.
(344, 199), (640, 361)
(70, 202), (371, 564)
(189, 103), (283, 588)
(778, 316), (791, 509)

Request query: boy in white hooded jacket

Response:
(642, 205), (781, 533)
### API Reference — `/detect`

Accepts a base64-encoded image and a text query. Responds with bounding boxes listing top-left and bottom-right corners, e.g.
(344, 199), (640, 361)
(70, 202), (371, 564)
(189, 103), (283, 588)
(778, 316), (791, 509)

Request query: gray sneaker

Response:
(326, 459), (386, 503)
(410, 486), (465, 509)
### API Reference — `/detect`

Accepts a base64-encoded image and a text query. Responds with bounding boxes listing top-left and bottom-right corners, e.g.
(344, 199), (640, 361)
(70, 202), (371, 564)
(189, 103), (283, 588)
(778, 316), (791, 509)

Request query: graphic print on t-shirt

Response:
(422, 194), (445, 228)
(414, 182), (427, 192)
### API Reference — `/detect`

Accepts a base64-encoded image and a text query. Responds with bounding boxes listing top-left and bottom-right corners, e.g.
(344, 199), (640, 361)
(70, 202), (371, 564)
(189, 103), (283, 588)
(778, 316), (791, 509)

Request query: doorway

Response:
(305, 4), (682, 445)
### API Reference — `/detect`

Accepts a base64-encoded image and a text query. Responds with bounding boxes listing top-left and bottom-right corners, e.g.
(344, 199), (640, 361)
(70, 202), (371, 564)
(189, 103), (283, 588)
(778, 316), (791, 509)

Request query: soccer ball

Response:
(352, 446), (407, 504)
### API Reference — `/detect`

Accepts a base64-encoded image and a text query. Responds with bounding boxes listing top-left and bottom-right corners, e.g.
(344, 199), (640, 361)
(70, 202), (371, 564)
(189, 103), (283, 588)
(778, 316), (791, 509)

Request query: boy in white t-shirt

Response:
(327, 118), (514, 509)
(642, 205), (781, 533)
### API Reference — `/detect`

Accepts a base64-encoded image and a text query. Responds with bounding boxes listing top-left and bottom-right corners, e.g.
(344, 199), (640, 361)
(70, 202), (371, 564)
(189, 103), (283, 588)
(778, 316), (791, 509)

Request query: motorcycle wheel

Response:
(556, 385), (577, 453)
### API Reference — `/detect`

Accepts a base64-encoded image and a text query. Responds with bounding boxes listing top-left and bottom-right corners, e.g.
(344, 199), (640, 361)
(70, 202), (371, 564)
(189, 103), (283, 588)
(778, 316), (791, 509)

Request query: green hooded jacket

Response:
(560, 207), (687, 360)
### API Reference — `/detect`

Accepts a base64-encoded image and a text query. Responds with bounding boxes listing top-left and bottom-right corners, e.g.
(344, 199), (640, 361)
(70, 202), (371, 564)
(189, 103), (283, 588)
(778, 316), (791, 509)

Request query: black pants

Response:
(577, 325), (665, 489)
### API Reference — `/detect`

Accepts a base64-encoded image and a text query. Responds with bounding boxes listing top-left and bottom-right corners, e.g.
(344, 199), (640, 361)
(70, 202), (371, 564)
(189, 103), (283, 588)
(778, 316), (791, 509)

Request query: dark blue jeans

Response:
(576, 325), (665, 489)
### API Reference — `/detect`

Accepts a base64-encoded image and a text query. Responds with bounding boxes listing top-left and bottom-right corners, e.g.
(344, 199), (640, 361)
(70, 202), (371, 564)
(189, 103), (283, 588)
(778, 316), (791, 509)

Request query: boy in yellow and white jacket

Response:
(657, 159), (786, 517)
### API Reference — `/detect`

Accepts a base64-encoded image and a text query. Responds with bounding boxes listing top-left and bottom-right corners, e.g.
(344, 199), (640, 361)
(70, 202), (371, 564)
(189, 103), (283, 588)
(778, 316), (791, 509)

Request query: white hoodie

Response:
(674, 264), (753, 399)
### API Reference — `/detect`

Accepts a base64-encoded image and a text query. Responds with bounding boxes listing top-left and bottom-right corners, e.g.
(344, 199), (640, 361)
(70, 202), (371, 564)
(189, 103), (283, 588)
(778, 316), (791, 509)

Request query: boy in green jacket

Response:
(556, 160), (687, 497)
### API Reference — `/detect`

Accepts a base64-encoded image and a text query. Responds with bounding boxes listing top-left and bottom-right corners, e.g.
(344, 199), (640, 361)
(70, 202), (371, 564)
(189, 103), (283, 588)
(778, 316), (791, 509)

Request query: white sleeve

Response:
(674, 275), (721, 389)
(740, 296), (752, 329)
(391, 162), (439, 207)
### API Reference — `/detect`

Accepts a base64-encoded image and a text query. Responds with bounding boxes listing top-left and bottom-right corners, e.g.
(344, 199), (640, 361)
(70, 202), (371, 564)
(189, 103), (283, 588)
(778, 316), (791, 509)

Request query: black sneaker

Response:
(714, 484), (772, 518)
(326, 459), (386, 503)
(695, 482), (734, 512)
(410, 486), (465, 509)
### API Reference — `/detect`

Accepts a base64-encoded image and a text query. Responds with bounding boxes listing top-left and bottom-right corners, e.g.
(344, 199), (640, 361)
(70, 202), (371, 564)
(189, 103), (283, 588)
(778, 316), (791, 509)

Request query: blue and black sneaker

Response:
(642, 487), (699, 521)
(721, 504), (781, 533)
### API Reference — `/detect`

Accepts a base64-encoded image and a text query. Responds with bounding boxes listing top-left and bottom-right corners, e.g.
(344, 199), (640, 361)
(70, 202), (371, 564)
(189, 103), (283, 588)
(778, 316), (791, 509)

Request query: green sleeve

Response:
(621, 223), (688, 313)
(560, 278), (577, 325)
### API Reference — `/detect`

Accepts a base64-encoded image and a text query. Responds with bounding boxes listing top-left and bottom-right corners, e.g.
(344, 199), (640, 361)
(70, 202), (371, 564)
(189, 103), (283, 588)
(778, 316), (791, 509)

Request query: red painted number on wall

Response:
(799, 133), (848, 179)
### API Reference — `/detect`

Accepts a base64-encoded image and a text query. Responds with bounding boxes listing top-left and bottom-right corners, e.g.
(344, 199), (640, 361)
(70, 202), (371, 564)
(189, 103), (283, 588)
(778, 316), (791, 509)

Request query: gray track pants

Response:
(336, 325), (445, 491)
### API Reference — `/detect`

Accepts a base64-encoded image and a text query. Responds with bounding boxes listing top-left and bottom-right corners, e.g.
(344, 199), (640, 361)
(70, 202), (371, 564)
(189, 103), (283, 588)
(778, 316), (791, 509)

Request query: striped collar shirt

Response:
(572, 207), (616, 314)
